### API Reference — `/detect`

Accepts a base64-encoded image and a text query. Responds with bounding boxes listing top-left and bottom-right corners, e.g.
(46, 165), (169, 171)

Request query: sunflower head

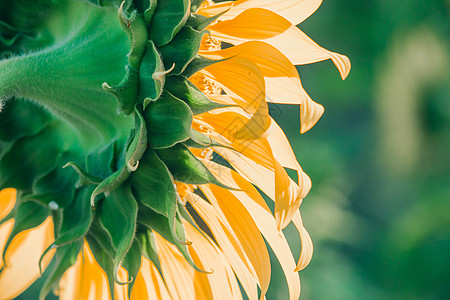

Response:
(0, 0), (349, 299)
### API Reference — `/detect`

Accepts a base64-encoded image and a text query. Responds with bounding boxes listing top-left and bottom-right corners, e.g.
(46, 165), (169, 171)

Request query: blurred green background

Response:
(267, 0), (450, 299)
(14, 0), (450, 299)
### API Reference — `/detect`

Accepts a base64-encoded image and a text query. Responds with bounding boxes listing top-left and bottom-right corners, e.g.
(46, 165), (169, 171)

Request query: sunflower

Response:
(0, 0), (350, 299)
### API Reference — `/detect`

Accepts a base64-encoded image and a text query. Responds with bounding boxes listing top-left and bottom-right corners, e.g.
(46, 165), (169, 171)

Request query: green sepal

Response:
(148, 0), (190, 47)
(52, 186), (94, 246)
(164, 76), (227, 114)
(38, 240), (83, 300)
(99, 183), (138, 285)
(143, 0), (157, 24)
(131, 148), (177, 217)
(63, 162), (102, 188)
(137, 204), (209, 273)
(139, 41), (164, 107)
(155, 143), (230, 188)
(118, 3), (148, 69)
(0, 99), (50, 142)
(190, 0), (207, 12)
(125, 108), (148, 169)
(86, 140), (117, 179)
(184, 130), (226, 149)
(1, 200), (48, 272)
(102, 64), (139, 115)
(0, 126), (62, 191)
(136, 228), (162, 274)
(86, 222), (117, 300)
(143, 91), (193, 149)
(187, 9), (229, 31)
(26, 163), (78, 209)
(90, 109), (147, 206)
(122, 240), (141, 297)
(182, 55), (229, 78)
(159, 26), (206, 75)
(178, 203), (209, 241)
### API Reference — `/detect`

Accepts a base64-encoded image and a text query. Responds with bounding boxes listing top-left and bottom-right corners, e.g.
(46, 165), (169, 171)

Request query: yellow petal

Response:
(0, 218), (54, 300)
(59, 242), (128, 300)
(0, 188), (16, 220)
(200, 41), (324, 132)
(208, 9), (350, 79)
(198, 0), (322, 25)
(185, 222), (243, 300)
(190, 196), (259, 300)
(293, 212), (314, 272)
(200, 185), (271, 299)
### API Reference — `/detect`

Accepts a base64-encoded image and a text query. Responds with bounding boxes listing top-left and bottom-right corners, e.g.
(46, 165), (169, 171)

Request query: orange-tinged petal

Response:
(200, 179), (300, 300)
(208, 9), (350, 79)
(200, 41), (324, 132)
(131, 258), (171, 300)
(0, 217), (54, 300)
(200, 185), (271, 299)
(293, 212), (314, 272)
(185, 222), (243, 300)
(0, 188), (16, 220)
(208, 8), (291, 40)
(198, 0), (322, 25)
(190, 196), (259, 300)
(274, 160), (302, 230)
(198, 56), (265, 115)
(155, 233), (208, 300)
(59, 242), (128, 300)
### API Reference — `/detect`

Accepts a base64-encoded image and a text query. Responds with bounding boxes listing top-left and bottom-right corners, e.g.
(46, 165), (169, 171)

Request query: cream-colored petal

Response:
(200, 185), (271, 299)
(198, 0), (322, 25)
(0, 189), (16, 220)
(293, 212), (314, 272)
(200, 180), (300, 300)
(131, 258), (171, 300)
(155, 234), (201, 300)
(185, 222), (243, 300)
(0, 217), (54, 300)
(190, 196), (258, 300)
(208, 9), (350, 79)
(59, 242), (128, 300)
(200, 41), (324, 133)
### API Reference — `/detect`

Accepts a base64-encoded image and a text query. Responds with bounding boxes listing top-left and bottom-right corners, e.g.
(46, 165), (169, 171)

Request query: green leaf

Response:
(155, 143), (230, 188)
(164, 75), (227, 114)
(190, 0), (206, 12)
(143, 0), (157, 24)
(148, 0), (190, 47)
(39, 240), (83, 300)
(1, 200), (48, 269)
(0, 126), (62, 191)
(53, 186), (94, 246)
(63, 162), (102, 187)
(143, 91), (193, 149)
(99, 183), (138, 284)
(131, 148), (177, 217)
(159, 26), (206, 75)
(139, 41), (164, 105)
(184, 130), (226, 149)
